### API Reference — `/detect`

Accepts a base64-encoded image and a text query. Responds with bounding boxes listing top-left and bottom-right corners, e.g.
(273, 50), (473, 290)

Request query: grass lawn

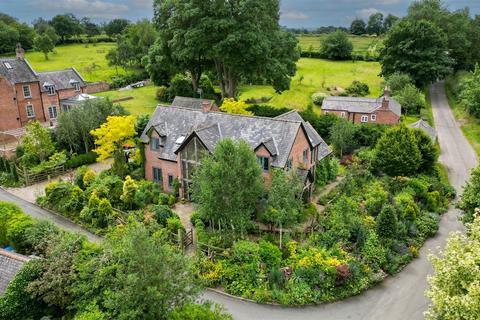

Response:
(297, 34), (383, 55)
(239, 58), (384, 111)
(95, 85), (162, 116)
(445, 82), (480, 156)
(3, 42), (126, 82)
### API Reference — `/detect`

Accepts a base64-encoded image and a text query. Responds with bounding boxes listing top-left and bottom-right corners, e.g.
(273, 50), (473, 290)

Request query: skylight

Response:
(175, 136), (185, 145)
(4, 62), (12, 69)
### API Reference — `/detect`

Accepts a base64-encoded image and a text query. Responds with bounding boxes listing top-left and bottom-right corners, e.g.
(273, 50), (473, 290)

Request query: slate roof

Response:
(38, 68), (85, 92)
(322, 96), (402, 117)
(172, 96), (216, 110)
(141, 106), (331, 168)
(409, 119), (437, 141)
(0, 249), (31, 294)
(275, 110), (331, 160)
(0, 58), (37, 84)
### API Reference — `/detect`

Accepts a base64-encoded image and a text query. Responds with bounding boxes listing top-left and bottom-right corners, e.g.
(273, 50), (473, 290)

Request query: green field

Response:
(95, 85), (160, 116)
(298, 34), (383, 55)
(239, 58), (384, 111)
(5, 42), (125, 82)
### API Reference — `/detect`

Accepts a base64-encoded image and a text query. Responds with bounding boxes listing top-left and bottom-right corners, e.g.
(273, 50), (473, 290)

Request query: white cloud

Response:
(30, 0), (129, 19)
(355, 7), (385, 20)
(281, 10), (309, 20)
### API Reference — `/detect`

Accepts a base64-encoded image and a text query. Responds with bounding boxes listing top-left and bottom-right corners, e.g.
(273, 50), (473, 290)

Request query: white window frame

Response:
(48, 105), (57, 119)
(361, 115), (369, 123)
(73, 82), (80, 92)
(371, 114), (377, 121)
(47, 86), (56, 95)
(26, 104), (35, 118)
(23, 85), (31, 98)
(340, 111), (346, 118)
(62, 104), (72, 112)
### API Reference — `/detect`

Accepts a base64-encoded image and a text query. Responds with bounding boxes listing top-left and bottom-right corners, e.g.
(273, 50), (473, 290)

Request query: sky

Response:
(1, 0), (480, 28)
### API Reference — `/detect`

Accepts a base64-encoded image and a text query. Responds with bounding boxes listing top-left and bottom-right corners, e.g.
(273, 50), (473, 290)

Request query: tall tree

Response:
(350, 19), (366, 35)
(34, 34), (55, 60)
(104, 19), (130, 38)
(81, 17), (100, 39)
(0, 21), (19, 53)
(51, 14), (82, 42)
(192, 139), (263, 237)
(380, 19), (452, 86)
(367, 12), (384, 35)
(320, 30), (353, 60)
(330, 118), (355, 157)
(21, 121), (55, 162)
(383, 14), (399, 31)
(151, 0), (299, 98)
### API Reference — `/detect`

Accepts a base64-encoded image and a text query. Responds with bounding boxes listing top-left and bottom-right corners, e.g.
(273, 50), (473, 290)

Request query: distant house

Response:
(172, 96), (219, 112)
(0, 44), (87, 133)
(409, 119), (437, 142)
(0, 248), (31, 294)
(321, 90), (401, 125)
(141, 106), (331, 200)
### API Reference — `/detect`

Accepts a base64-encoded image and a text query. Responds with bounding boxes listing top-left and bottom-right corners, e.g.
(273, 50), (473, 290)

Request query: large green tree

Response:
(151, 0), (299, 98)
(458, 166), (480, 223)
(72, 222), (199, 320)
(34, 33), (55, 60)
(51, 14), (83, 42)
(367, 12), (384, 35)
(330, 118), (355, 157)
(380, 19), (452, 86)
(459, 65), (480, 118)
(320, 30), (353, 60)
(374, 125), (422, 176)
(192, 139), (263, 237)
(350, 19), (366, 35)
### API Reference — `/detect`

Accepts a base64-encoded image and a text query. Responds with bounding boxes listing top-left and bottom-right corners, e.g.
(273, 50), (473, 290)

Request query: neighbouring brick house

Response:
(409, 119), (437, 142)
(141, 105), (331, 200)
(0, 44), (87, 133)
(0, 248), (31, 294)
(321, 90), (401, 125)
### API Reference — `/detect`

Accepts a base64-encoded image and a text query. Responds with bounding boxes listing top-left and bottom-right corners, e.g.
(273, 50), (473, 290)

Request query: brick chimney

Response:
(381, 86), (390, 110)
(201, 100), (211, 112)
(15, 43), (24, 60)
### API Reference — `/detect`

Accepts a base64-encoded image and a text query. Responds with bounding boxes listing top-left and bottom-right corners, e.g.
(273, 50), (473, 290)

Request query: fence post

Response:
(178, 229), (184, 253)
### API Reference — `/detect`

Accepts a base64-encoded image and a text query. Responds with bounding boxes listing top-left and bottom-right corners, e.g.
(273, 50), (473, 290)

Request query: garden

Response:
(190, 122), (453, 305)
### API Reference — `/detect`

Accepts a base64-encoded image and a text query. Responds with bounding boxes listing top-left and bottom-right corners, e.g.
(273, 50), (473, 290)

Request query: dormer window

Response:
(47, 85), (55, 95)
(4, 62), (12, 69)
(70, 79), (80, 92)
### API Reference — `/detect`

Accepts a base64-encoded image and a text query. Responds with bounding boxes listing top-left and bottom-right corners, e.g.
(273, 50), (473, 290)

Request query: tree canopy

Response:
(150, 0), (300, 98)
(350, 19), (366, 35)
(320, 30), (353, 60)
(380, 19), (452, 86)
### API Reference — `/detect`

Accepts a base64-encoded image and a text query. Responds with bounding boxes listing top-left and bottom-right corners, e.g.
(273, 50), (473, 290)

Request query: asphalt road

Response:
(202, 82), (478, 320)
(0, 187), (101, 243)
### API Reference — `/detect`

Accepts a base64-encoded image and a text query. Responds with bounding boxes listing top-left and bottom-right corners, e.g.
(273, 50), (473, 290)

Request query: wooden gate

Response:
(182, 229), (194, 249)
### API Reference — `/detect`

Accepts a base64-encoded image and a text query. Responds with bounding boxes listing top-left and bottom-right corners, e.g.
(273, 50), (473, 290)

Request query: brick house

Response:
(0, 45), (87, 133)
(321, 91), (401, 125)
(141, 106), (331, 200)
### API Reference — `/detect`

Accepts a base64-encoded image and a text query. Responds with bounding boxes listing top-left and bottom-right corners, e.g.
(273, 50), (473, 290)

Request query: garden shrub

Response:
(364, 182), (388, 216)
(259, 240), (282, 268)
(5, 213), (34, 252)
(65, 151), (97, 170)
(158, 193), (170, 205)
(311, 92), (327, 106)
(134, 180), (161, 207)
(156, 85), (168, 101)
(150, 204), (176, 226)
(361, 232), (386, 271)
(415, 212), (439, 239)
(168, 195), (176, 207)
(231, 240), (260, 264)
(376, 205), (398, 239)
(41, 181), (85, 217)
(74, 166), (89, 189)
(82, 169), (96, 188)
(166, 216), (184, 234)
(168, 302), (232, 320)
(246, 105), (290, 118)
(345, 80), (369, 97)
(86, 173), (123, 205)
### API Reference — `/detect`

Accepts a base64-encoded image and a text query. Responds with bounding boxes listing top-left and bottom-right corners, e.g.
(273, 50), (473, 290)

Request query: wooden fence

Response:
(18, 165), (66, 186)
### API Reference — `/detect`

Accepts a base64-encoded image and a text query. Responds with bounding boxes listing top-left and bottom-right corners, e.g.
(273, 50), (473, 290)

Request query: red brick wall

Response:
(144, 132), (180, 193)
(58, 87), (84, 100)
(322, 109), (399, 125)
(41, 92), (60, 121)
(84, 81), (110, 94)
(0, 77), (21, 130)
(15, 82), (46, 126)
(255, 145), (272, 183)
(287, 126), (313, 171)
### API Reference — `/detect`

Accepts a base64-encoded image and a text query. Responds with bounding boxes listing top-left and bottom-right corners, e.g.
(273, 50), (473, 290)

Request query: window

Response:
(4, 62), (12, 69)
(23, 85), (31, 98)
(168, 174), (174, 187)
(62, 104), (72, 112)
(303, 149), (309, 163)
(371, 114), (377, 121)
(340, 111), (346, 118)
(47, 85), (56, 95)
(257, 156), (269, 172)
(26, 104), (35, 118)
(361, 115), (369, 123)
(73, 82), (80, 92)
(48, 105), (57, 119)
(153, 167), (162, 183)
(150, 137), (160, 151)
(286, 158), (293, 170)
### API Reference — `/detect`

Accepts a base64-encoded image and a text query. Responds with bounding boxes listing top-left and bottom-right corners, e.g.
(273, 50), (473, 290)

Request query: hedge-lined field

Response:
(298, 34), (383, 55)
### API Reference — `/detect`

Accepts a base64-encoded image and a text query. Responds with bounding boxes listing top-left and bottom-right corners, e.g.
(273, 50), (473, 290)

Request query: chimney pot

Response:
(16, 43), (24, 60)
(383, 86), (391, 98)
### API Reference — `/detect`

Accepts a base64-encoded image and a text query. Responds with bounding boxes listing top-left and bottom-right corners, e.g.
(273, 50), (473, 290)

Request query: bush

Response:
(415, 212), (439, 239)
(320, 30), (353, 60)
(168, 302), (232, 320)
(166, 73), (195, 102)
(134, 180), (161, 207)
(386, 72), (413, 94)
(376, 205), (398, 239)
(345, 80), (369, 97)
(41, 181), (85, 217)
(150, 204), (176, 226)
(158, 193), (170, 205)
(246, 105), (291, 118)
(156, 86), (168, 101)
(361, 232), (386, 271)
(231, 240), (260, 264)
(312, 92), (327, 106)
(393, 84), (425, 115)
(86, 173), (123, 206)
(65, 151), (97, 169)
(259, 240), (282, 268)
